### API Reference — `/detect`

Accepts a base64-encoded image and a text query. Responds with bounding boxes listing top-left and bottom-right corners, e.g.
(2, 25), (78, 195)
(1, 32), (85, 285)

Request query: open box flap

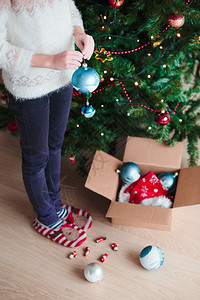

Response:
(174, 166), (200, 208)
(106, 201), (172, 226)
(123, 137), (183, 171)
(85, 150), (123, 201)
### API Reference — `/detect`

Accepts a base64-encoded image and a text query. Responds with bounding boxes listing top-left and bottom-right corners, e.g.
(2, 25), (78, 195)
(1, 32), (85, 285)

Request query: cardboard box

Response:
(85, 137), (200, 231)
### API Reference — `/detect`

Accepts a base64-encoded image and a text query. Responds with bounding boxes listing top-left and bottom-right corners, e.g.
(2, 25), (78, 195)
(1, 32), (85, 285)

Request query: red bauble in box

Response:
(168, 14), (185, 29)
(7, 121), (18, 132)
(155, 110), (170, 126)
(109, 0), (124, 8)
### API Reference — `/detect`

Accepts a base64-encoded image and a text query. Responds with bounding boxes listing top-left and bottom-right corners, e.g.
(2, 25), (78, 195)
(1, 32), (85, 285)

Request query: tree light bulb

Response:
(101, 132), (104, 136)
(127, 113), (130, 116)
(134, 81), (139, 86)
(104, 70), (107, 74)
(179, 118), (183, 122)
(176, 33), (181, 38)
(147, 75), (151, 78)
(103, 16), (107, 20)
(151, 36), (154, 39)
(159, 46), (163, 49)
(110, 77), (114, 81)
(102, 26), (105, 30)
(148, 126), (152, 130)
(148, 53), (151, 56)
(160, 99), (164, 102)
(76, 124), (80, 127)
(116, 99), (119, 102)
(163, 64), (167, 68)
(101, 104), (104, 107)
(108, 36), (112, 39)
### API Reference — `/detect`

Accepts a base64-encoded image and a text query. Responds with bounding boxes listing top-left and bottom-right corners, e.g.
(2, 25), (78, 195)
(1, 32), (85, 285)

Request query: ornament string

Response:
(72, 82), (181, 116)
(95, 25), (171, 55)
(119, 81), (183, 117)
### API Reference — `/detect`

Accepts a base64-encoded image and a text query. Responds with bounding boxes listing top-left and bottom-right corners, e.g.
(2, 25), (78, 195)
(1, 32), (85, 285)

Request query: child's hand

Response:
(51, 50), (83, 70)
(31, 50), (83, 70)
(74, 26), (94, 60)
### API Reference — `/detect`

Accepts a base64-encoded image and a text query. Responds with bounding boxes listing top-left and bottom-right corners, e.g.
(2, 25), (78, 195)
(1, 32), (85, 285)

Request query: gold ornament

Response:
(94, 48), (113, 63)
(153, 39), (164, 48)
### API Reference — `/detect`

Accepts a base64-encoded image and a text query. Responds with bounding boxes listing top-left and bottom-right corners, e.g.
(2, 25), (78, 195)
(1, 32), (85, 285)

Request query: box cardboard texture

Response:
(85, 137), (200, 231)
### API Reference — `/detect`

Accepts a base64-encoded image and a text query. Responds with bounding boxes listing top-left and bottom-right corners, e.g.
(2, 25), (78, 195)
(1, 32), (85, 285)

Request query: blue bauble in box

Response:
(157, 172), (178, 190)
(118, 162), (140, 184)
(81, 104), (96, 118)
(72, 63), (100, 93)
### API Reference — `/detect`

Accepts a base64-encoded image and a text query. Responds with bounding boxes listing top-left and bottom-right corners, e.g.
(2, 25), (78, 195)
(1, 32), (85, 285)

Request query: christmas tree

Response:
(1, 0), (200, 173)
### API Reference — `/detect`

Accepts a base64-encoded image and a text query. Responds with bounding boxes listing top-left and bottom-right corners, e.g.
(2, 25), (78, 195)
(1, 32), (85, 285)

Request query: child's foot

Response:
(33, 218), (87, 247)
(57, 205), (92, 231)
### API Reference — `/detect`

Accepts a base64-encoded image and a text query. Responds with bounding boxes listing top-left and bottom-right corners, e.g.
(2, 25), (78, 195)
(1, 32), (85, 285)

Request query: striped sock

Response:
(57, 207), (68, 219)
(48, 219), (64, 229)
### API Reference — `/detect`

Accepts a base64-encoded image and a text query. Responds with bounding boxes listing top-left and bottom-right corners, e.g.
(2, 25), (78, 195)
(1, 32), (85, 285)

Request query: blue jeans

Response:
(8, 84), (73, 225)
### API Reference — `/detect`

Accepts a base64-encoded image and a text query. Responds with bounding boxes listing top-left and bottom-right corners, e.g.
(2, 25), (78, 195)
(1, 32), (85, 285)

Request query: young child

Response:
(0, 0), (94, 247)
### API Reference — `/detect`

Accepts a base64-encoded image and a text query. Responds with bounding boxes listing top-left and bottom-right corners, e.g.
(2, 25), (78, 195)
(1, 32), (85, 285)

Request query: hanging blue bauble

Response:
(81, 104), (96, 118)
(118, 162), (140, 184)
(72, 63), (100, 93)
(157, 172), (178, 190)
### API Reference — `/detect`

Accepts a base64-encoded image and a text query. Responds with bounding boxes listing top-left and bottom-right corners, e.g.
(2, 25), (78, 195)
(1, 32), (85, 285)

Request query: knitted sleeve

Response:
(0, 2), (33, 75)
(69, 0), (84, 29)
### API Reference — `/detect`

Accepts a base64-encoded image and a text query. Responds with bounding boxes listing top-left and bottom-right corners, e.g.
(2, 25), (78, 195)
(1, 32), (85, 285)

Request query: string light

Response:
(163, 64), (167, 68)
(110, 77), (114, 81)
(95, 25), (170, 55)
(119, 81), (170, 114)
(73, 82), (180, 117)
(160, 99), (164, 103)
(151, 36), (154, 39)
(148, 53), (151, 57)
(101, 132), (104, 136)
(134, 81), (139, 86)
(104, 70), (107, 74)
(176, 33), (181, 38)
(148, 126), (152, 130)
(108, 36), (112, 40)
(179, 118), (183, 122)
(76, 124), (80, 127)
(102, 26), (105, 30)
(147, 75), (151, 78)
(159, 46), (163, 49)
(103, 16), (107, 20)
(101, 104), (104, 107)
(127, 113), (131, 116)
(116, 99), (119, 102)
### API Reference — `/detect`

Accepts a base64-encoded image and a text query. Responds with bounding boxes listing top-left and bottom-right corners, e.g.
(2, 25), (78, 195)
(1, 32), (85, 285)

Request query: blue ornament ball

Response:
(139, 245), (164, 271)
(72, 63), (100, 93)
(119, 162), (140, 184)
(81, 105), (96, 118)
(157, 172), (178, 190)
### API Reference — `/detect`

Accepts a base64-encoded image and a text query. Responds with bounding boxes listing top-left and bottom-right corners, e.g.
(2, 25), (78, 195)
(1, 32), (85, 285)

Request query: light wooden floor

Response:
(0, 130), (200, 300)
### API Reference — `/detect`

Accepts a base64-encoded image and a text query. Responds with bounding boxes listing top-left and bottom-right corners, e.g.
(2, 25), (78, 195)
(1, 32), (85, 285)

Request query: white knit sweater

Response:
(0, 0), (84, 99)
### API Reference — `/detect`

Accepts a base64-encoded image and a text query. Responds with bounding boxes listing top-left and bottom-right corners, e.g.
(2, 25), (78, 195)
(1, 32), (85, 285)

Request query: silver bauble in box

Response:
(84, 262), (104, 283)
(81, 104), (96, 118)
(157, 172), (178, 190)
(72, 63), (100, 93)
(118, 162), (140, 184)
